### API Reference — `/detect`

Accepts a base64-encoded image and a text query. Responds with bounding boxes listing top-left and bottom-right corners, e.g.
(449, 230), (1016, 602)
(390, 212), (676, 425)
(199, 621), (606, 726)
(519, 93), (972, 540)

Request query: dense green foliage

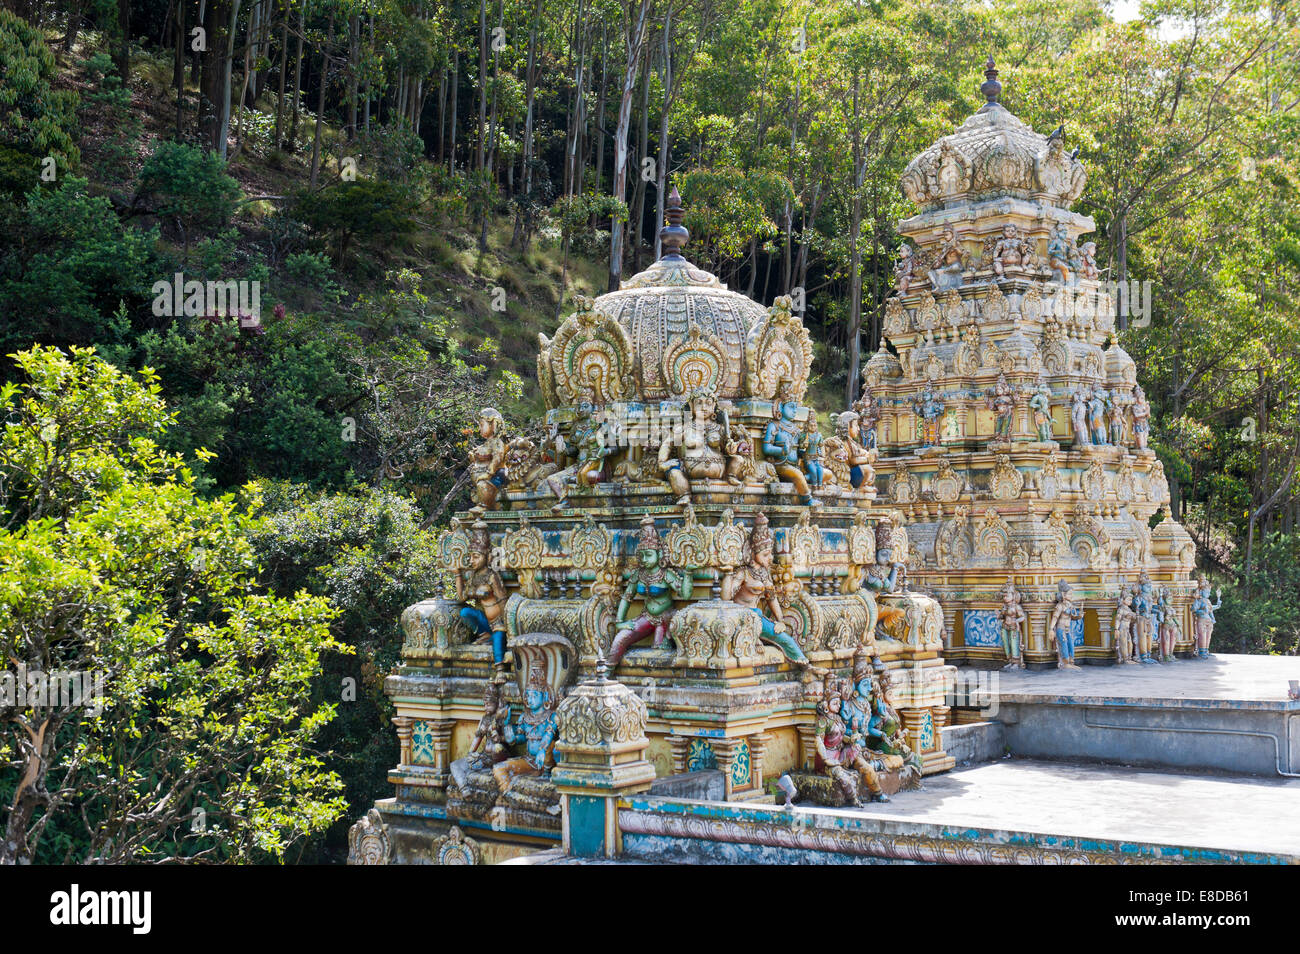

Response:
(2, 0), (1298, 861)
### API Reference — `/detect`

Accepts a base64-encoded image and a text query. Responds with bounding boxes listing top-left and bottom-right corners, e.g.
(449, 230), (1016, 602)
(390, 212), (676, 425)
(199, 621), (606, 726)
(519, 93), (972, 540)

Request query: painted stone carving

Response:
(1048, 581), (1083, 669)
(608, 516), (694, 666)
(720, 514), (811, 667)
(1191, 575), (1222, 660)
(997, 578), (1027, 669)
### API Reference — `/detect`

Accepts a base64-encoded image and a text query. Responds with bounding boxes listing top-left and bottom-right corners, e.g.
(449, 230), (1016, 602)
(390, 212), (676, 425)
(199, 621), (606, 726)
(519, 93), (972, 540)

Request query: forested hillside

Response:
(1, 0), (1298, 863)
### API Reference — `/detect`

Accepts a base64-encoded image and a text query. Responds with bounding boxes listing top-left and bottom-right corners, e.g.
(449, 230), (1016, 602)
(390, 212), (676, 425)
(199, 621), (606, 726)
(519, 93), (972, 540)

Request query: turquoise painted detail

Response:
(919, 710), (934, 751)
(686, 738), (716, 772)
(731, 739), (751, 788)
(963, 610), (1003, 648)
(411, 721), (435, 765)
(567, 795), (607, 858)
(1069, 615), (1085, 648)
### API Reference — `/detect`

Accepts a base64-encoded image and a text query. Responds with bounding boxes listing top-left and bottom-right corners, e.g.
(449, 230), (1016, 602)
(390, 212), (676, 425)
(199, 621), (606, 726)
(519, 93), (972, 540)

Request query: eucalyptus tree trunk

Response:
(607, 0), (653, 293)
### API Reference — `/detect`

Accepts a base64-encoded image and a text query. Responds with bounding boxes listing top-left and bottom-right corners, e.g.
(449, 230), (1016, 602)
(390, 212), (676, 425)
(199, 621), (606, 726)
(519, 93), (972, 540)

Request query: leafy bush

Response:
(135, 141), (241, 245)
(0, 346), (348, 864)
(294, 178), (418, 261)
(0, 176), (157, 357)
(0, 9), (80, 195)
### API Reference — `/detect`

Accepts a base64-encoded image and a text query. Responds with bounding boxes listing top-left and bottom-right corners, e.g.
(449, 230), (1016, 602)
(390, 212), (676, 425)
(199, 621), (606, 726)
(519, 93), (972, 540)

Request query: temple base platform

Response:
(506, 759), (1300, 864)
(964, 653), (1300, 777)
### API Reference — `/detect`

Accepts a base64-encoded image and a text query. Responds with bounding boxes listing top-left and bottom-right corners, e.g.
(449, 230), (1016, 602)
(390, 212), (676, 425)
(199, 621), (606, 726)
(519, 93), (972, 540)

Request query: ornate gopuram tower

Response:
(361, 189), (956, 864)
(862, 58), (1197, 670)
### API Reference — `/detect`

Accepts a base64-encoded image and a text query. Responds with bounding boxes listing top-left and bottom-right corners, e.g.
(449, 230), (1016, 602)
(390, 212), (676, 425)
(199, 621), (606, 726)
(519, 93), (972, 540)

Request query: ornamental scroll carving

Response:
(539, 296), (636, 406)
(746, 295), (814, 401)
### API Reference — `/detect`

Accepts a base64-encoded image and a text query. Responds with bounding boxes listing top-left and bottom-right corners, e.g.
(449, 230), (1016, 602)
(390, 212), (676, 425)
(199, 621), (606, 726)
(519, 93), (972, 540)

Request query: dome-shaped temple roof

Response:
(537, 188), (812, 409)
(899, 57), (1087, 212)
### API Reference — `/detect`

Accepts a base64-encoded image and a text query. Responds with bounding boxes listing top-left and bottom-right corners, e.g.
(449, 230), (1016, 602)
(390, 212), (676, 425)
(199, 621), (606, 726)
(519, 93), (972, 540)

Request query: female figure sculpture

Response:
(1157, 585), (1181, 662)
(469, 408), (509, 510)
(986, 373), (1015, 443)
(1191, 575), (1222, 660)
(657, 385), (737, 506)
(1070, 387), (1091, 447)
(1048, 580), (1083, 669)
(1088, 387), (1109, 445)
(836, 411), (875, 489)
(468, 680), (510, 768)
(801, 415), (826, 492)
(457, 518), (508, 671)
(1113, 586), (1139, 665)
(1130, 385), (1152, 451)
(1133, 572), (1160, 664)
(914, 387), (944, 448)
(607, 516), (695, 666)
(997, 578), (1027, 670)
(721, 514), (811, 667)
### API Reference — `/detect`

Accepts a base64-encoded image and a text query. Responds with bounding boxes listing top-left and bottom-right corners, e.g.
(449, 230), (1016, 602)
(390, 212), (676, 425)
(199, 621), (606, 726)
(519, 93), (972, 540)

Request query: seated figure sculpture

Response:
(658, 384), (740, 505)
(457, 516), (508, 672)
(493, 665), (560, 789)
(764, 377), (820, 506)
(469, 408), (509, 510)
(607, 516), (695, 665)
(814, 689), (889, 805)
(721, 513), (811, 668)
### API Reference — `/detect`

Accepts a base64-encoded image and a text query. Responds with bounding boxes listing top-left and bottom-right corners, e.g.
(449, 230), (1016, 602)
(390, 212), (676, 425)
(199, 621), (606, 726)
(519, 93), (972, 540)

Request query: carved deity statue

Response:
(1079, 241), (1099, 280)
(1113, 585), (1139, 665)
(800, 415), (826, 492)
(657, 385), (740, 505)
(1048, 580), (1083, 669)
(1088, 387), (1109, 445)
(986, 373), (1015, 443)
(468, 679), (511, 768)
(853, 384), (882, 451)
(992, 224), (1035, 280)
(914, 387), (944, 448)
(1157, 585), (1181, 663)
(1191, 574), (1222, 660)
(457, 517), (508, 671)
(864, 519), (903, 598)
(607, 516), (695, 665)
(469, 407), (509, 510)
(1107, 392), (1126, 446)
(1130, 385), (1152, 452)
(1046, 224), (1080, 284)
(721, 513), (811, 668)
(836, 411), (875, 490)
(493, 665), (560, 788)
(763, 377), (820, 506)
(814, 690), (889, 805)
(1029, 377), (1054, 442)
(1133, 571), (1161, 664)
(927, 227), (966, 290)
(894, 243), (918, 296)
(1070, 386), (1092, 447)
(997, 578), (1027, 670)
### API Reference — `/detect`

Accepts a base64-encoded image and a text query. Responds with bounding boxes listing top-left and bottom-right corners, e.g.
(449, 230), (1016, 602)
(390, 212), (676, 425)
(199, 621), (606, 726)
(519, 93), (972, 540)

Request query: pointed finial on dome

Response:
(659, 184), (690, 260)
(980, 55), (1002, 106)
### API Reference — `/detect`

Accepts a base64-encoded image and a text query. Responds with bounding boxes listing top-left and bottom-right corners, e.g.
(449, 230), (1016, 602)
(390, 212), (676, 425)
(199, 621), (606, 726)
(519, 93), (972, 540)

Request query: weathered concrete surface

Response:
(616, 759), (1300, 864)
(992, 652), (1300, 709)
(648, 769), (725, 801)
(987, 654), (1300, 776)
(941, 721), (1005, 766)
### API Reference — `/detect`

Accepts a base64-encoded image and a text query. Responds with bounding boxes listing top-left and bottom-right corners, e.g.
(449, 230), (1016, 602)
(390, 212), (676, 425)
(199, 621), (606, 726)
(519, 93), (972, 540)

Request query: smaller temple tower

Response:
(863, 57), (1197, 668)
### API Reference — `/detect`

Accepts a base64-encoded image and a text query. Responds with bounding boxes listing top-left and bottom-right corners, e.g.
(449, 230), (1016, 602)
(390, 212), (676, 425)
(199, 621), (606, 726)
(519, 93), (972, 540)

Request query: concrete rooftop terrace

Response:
(990, 652), (1300, 710)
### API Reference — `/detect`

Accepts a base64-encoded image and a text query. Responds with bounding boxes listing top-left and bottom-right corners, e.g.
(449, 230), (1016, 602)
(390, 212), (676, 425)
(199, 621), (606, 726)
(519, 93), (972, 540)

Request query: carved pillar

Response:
(899, 709), (928, 755)
(667, 735), (691, 775)
(712, 738), (740, 800)
(749, 732), (772, 794)
(430, 718), (457, 785)
(392, 716), (414, 767)
(796, 723), (819, 772)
